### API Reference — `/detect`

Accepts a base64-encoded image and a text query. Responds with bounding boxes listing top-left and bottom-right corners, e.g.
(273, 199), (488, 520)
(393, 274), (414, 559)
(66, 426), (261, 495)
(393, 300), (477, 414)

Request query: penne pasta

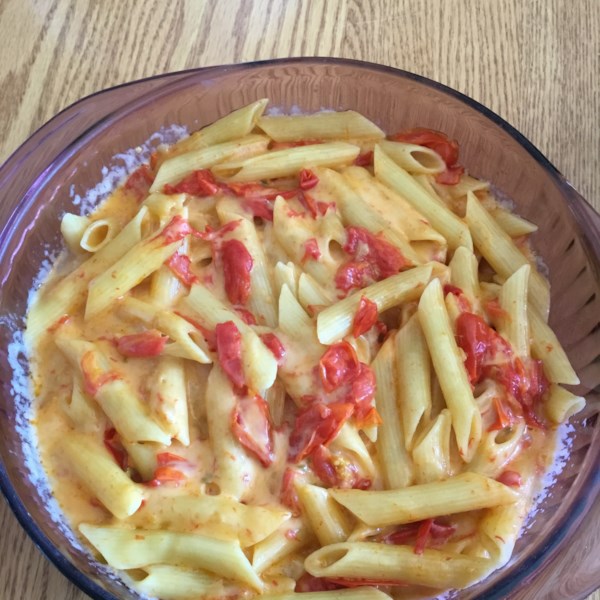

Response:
(317, 265), (432, 344)
(214, 142), (360, 182)
(465, 191), (550, 319)
(304, 542), (491, 589)
(258, 111), (385, 141)
(374, 145), (473, 251)
(63, 432), (144, 519)
(417, 279), (481, 461)
(372, 335), (413, 489)
(330, 472), (519, 526)
(79, 524), (263, 590)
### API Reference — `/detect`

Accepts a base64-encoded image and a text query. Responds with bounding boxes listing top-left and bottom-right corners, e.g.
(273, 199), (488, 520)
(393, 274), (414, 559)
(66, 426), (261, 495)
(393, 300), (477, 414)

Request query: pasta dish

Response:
(25, 100), (585, 599)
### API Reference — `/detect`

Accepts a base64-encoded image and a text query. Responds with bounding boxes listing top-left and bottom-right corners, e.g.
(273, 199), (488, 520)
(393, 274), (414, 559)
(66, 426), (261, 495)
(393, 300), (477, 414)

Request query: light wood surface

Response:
(0, 1), (598, 599)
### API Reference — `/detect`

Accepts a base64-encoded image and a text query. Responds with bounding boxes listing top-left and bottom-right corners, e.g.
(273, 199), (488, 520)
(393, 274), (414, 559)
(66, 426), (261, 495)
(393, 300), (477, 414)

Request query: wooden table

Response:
(0, 1), (598, 599)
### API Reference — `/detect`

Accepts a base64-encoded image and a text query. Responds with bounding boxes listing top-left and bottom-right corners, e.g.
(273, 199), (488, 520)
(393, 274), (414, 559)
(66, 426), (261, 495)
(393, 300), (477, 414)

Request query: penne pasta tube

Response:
(131, 493), (290, 547)
(304, 542), (491, 589)
(395, 314), (431, 450)
(85, 231), (184, 320)
(183, 283), (278, 392)
(491, 206), (538, 237)
(122, 441), (158, 482)
(205, 365), (258, 499)
(315, 167), (421, 264)
(317, 265), (433, 345)
(258, 111), (385, 141)
(155, 309), (212, 364)
(252, 523), (312, 574)
(214, 142), (360, 182)
(175, 98), (269, 154)
(62, 375), (102, 433)
(60, 213), (90, 253)
(297, 272), (335, 311)
(418, 278), (481, 461)
(26, 207), (148, 343)
(498, 264), (530, 358)
(341, 167), (447, 253)
(329, 472), (519, 527)
(148, 356), (190, 445)
(150, 134), (270, 192)
(372, 335), (413, 489)
(411, 409), (453, 483)
(62, 432), (143, 519)
(469, 421), (526, 479)
(374, 145), (473, 251)
(378, 140), (446, 174)
(544, 384), (586, 423)
(79, 524), (263, 591)
(449, 245), (480, 302)
(80, 218), (117, 252)
(529, 306), (580, 384)
(131, 565), (227, 600)
(272, 196), (346, 287)
(56, 337), (170, 444)
(465, 191), (550, 319)
(296, 484), (354, 546)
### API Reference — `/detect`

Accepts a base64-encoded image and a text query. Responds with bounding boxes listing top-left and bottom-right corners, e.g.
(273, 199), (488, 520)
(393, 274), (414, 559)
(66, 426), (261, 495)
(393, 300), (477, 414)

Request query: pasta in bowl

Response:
(24, 98), (587, 599)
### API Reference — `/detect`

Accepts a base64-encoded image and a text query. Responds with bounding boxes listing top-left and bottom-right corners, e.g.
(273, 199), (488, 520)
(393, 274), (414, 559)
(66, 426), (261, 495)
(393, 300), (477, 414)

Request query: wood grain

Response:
(0, 1), (598, 599)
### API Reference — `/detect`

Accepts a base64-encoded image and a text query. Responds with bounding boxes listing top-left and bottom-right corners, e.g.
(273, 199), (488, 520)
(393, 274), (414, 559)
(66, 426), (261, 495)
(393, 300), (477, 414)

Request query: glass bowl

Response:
(0, 58), (598, 600)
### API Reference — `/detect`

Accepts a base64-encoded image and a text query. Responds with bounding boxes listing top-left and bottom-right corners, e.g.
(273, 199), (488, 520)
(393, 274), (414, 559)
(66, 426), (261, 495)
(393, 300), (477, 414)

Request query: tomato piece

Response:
(455, 312), (497, 384)
(215, 321), (245, 390)
(288, 402), (354, 462)
(435, 164), (464, 185)
(352, 296), (378, 338)
(124, 164), (154, 201)
(156, 452), (188, 466)
(47, 314), (70, 333)
(221, 239), (254, 305)
(497, 470), (522, 488)
(295, 573), (342, 592)
(165, 253), (199, 286)
(390, 127), (459, 168)
(80, 351), (121, 396)
(231, 394), (274, 467)
(163, 169), (220, 196)
(335, 227), (409, 293)
(381, 522), (422, 545)
(390, 128), (464, 186)
(226, 181), (297, 201)
(302, 238), (321, 263)
(299, 168), (319, 191)
(103, 428), (128, 471)
(319, 341), (360, 392)
(335, 261), (372, 292)
(259, 333), (286, 364)
(350, 363), (376, 405)
(146, 466), (187, 487)
(235, 307), (257, 325)
(485, 298), (509, 321)
(443, 284), (463, 297)
(156, 215), (204, 245)
(311, 445), (339, 487)
(488, 395), (520, 431)
(414, 518), (433, 554)
(244, 198), (274, 221)
(280, 467), (302, 516)
(354, 150), (374, 167)
(116, 330), (168, 358)
(174, 311), (217, 352)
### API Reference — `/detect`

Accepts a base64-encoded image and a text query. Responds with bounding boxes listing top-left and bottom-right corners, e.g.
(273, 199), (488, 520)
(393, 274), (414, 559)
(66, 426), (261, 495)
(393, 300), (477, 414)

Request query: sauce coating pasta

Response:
(26, 101), (584, 599)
